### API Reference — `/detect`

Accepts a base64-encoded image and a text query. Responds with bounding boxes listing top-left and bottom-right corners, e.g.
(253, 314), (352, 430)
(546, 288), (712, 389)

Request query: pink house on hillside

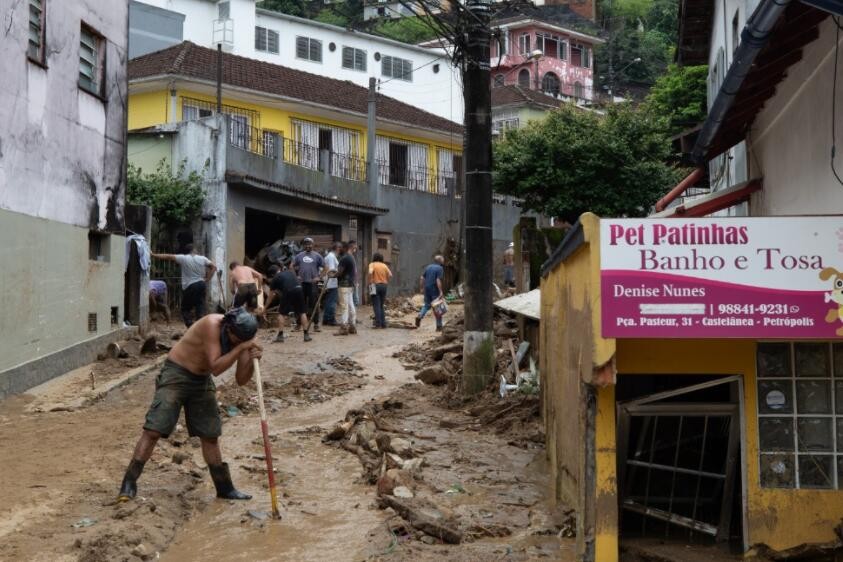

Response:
(490, 15), (603, 102)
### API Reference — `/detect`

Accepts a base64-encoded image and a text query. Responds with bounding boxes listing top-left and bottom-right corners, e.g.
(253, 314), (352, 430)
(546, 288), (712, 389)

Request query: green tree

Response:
(595, 0), (678, 90)
(257, 0), (307, 17)
(127, 159), (206, 226)
(370, 16), (441, 44)
(645, 64), (708, 134)
(493, 104), (681, 222)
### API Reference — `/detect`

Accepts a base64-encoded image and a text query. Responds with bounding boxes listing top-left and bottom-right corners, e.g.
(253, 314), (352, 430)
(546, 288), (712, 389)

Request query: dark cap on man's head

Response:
(223, 307), (258, 341)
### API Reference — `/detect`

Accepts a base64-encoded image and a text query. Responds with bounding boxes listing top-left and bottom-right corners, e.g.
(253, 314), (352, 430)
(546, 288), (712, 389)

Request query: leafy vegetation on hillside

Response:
(596, 0), (678, 90)
(493, 103), (682, 221)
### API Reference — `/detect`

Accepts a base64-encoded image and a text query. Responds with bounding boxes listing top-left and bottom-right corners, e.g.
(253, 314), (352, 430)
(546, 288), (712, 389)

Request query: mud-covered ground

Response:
(0, 306), (573, 561)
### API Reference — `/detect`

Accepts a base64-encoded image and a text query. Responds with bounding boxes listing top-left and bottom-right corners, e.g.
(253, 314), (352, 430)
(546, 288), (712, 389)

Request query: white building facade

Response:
(0, 0), (129, 397)
(131, 0), (463, 122)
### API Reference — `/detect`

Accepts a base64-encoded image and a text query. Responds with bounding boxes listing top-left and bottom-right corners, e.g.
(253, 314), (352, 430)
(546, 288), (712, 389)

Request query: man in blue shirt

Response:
(415, 255), (445, 331)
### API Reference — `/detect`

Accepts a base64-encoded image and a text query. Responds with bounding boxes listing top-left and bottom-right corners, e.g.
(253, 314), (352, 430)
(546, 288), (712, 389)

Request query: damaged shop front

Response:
(540, 213), (843, 562)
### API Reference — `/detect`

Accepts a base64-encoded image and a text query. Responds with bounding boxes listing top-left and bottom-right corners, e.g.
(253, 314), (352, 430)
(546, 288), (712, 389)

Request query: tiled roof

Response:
(491, 85), (562, 109)
(128, 42), (463, 135)
(492, 5), (603, 38)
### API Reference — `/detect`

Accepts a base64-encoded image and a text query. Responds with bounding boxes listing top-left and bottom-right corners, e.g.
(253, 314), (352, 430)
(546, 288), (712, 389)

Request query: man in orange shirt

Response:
(367, 253), (392, 329)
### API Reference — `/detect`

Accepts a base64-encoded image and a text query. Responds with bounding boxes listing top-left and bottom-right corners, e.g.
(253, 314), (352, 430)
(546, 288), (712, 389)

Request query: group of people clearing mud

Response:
(118, 238), (449, 504)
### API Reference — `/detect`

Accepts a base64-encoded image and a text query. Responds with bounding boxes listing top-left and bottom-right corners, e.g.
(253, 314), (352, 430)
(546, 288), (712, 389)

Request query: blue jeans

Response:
(372, 283), (388, 327)
(322, 288), (338, 324)
(418, 290), (442, 328)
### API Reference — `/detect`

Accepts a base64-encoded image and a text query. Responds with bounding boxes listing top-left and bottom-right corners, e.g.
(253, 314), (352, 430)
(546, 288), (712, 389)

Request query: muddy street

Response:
(0, 308), (572, 561)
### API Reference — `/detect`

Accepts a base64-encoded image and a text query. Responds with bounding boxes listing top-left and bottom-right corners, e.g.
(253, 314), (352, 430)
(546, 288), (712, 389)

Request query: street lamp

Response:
(529, 49), (543, 91)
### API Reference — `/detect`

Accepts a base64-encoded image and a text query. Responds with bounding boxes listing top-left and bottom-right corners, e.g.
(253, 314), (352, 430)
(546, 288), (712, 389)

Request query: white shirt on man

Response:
(174, 254), (212, 289)
(324, 251), (339, 289)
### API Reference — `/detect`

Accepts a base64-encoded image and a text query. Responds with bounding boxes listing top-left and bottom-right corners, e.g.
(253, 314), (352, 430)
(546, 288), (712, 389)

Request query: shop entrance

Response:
(616, 375), (744, 548)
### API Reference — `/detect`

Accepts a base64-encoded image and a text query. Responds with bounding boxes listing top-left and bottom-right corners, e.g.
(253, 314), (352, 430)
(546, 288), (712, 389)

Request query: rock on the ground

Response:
(377, 468), (414, 496)
(140, 335), (158, 354)
(415, 365), (449, 385)
(389, 437), (413, 457)
(393, 486), (414, 498)
(131, 543), (149, 559)
(171, 452), (190, 465)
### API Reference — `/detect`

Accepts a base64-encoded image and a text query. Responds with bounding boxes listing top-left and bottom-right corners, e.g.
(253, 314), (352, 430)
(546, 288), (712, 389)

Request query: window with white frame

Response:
(571, 43), (590, 68)
(536, 33), (563, 59)
(342, 46), (366, 72)
(756, 342), (843, 489)
(376, 136), (428, 190)
(296, 36), (322, 62)
(518, 33), (530, 55)
(381, 55), (412, 81)
(28, 0), (46, 63)
(255, 26), (279, 54)
(79, 24), (105, 96)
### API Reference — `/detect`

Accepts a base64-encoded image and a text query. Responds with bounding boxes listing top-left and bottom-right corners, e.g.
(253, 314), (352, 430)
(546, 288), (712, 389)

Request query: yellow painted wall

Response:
(127, 87), (461, 175)
(617, 338), (843, 552)
(127, 90), (169, 131)
(539, 212), (617, 561)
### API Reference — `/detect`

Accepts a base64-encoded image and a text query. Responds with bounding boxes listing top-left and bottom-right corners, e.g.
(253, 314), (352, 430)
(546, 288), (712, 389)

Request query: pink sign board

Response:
(600, 217), (843, 339)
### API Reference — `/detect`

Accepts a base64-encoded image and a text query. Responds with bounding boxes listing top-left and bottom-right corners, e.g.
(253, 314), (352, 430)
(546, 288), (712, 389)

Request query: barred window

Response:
(381, 55), (412, 82)
(342, 46), (366, 72)
(255, 26), (279, 54)
(296, 36), (322, 62)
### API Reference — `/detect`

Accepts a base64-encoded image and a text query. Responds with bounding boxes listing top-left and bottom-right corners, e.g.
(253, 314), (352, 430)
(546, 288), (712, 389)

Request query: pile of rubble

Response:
(323, 399), (463, 544)
(394, 312), (537, 396)
(216, 370), (366, 415)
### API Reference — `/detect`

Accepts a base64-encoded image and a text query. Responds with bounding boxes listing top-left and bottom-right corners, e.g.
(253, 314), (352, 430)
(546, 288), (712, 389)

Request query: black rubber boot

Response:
(209, 463), (252, 500)
(117, 459), (145, 502)
(303, 331), (312, 342)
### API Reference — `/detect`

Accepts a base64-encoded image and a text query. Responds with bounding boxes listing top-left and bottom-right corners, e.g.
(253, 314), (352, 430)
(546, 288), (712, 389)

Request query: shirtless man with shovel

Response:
(117, 307), (262, 502)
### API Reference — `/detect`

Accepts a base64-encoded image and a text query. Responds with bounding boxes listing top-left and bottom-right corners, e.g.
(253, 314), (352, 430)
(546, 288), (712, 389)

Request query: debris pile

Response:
(394, 311), (537, 396)
(323, 398), (464, 544)
(217, 370), (365, 415)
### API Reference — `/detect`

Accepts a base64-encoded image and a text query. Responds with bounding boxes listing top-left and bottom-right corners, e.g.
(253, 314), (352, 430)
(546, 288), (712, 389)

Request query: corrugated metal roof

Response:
(494, 289), (541, 321)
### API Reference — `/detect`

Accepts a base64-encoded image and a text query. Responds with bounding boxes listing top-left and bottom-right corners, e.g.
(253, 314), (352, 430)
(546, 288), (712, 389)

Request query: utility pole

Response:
(462, 0), (495, 396)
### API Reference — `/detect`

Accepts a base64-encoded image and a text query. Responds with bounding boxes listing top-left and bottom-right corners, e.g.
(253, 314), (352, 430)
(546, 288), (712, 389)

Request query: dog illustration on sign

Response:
(820, 267), (843, 335)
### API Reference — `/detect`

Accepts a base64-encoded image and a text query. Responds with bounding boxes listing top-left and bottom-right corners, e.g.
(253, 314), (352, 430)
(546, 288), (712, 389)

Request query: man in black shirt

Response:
(333, 241), (358, 336)
(268, 265), (311, 342)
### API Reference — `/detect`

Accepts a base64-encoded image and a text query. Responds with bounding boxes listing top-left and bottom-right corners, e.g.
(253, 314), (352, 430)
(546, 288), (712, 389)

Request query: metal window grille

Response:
(296, 36), (321, 62)
(79, 25), (101, 94)
(381, 55), (412, 81)
(28, 0), (44, 62)
(180, 96), (260, 128)
(342, 46), (367, 72)
(268, 29), (279, 54)
(255, 26), (279, 54)
(255, 26), (266, 51)
(88, 313), (97, 333)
